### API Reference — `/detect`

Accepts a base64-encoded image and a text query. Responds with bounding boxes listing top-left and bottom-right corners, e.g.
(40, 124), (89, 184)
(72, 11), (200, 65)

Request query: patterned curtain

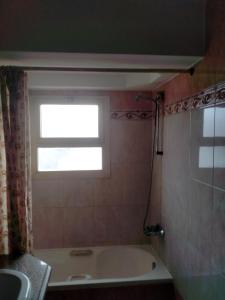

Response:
(0, 67), (33, 255)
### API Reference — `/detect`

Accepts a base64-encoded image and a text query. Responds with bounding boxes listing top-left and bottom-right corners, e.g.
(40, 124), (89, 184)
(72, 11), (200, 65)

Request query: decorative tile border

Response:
(216, 82), (225, 104)
(111, 110), (154, 120)
(164, 82), (225, 115)
(164, 87), (215, 115)
(110, 82), (225, 119)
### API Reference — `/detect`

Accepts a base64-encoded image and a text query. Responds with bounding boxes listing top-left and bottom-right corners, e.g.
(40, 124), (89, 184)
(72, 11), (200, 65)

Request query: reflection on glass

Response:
(215, 107), (225, 137)
(199, 146), (213, 168)
(199, 146), (225, 168)
(38, 147), (102, 171)
(40, 105), (99, 138)
(203, 107), (225, 137)
(214, 146), (225, 168)
(203, 107), (214, 137)
(200, 106), (225, 169)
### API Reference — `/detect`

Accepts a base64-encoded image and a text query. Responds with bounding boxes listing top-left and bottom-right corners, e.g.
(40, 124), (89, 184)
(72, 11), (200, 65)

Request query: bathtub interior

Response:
(34, 244), (172, 287)
(96, 246), (155, 279)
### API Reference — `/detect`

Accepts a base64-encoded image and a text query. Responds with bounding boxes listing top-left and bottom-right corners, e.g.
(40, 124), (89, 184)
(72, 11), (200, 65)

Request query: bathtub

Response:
(34, 244), (172, 290)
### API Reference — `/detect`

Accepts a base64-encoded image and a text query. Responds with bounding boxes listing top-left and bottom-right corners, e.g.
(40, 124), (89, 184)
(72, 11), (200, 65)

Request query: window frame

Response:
(30, 91), (110, 178)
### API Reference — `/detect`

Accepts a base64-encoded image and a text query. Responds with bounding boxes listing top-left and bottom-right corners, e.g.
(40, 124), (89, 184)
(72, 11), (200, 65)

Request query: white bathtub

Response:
(34, 244), (172, 290)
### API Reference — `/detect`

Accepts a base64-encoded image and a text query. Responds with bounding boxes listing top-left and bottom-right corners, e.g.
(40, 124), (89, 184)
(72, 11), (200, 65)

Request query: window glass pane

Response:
(38, 147), (102, 171)
(40, 105), (99, 138)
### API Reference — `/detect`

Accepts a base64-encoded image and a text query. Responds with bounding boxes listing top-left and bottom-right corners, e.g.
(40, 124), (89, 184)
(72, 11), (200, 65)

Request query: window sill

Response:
(32, 169), (110, 180)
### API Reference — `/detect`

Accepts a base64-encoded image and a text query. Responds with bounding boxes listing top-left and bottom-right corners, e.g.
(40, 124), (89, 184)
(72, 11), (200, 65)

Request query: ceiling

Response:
(27, 71), (177, 91)
(0, 52), (202, 90)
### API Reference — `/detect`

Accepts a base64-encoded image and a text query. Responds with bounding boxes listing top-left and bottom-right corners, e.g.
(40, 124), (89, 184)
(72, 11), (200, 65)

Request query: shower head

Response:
(135, 94), (156, 103)
(135, 92), (164, 104)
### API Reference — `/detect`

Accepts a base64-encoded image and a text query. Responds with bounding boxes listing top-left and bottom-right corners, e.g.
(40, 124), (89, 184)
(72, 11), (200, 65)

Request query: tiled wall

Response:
(32, 91), (152, 249)
(151, 1), (225, 299)
(153, 91), (225, 300)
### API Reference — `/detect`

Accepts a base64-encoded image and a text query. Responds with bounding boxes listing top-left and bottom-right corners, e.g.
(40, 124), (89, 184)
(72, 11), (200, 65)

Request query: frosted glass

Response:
(38, 147), (102, 171)
(40, 105), (99, 137)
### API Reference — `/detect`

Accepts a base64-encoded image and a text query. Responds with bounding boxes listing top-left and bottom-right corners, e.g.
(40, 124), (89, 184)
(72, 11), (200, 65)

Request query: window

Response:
(30, 93), (110, 177)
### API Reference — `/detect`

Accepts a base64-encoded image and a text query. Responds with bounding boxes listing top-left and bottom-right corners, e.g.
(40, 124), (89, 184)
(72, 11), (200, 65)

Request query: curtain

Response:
(0, 67), (33, 255)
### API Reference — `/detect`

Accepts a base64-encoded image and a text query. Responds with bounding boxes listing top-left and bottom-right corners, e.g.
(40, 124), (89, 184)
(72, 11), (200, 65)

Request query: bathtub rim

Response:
(34, 244), (173, 291)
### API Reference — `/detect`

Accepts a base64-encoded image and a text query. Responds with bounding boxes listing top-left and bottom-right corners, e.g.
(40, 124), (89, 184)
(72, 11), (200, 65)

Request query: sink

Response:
(0, 269), (31, 300)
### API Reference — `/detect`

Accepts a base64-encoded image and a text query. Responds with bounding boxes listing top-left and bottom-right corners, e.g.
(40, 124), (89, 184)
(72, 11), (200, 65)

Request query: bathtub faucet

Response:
(144, 224), (165, 237)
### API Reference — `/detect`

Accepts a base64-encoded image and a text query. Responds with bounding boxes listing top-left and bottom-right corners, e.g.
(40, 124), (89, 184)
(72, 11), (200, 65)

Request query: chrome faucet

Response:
(144, 224), (165, 237)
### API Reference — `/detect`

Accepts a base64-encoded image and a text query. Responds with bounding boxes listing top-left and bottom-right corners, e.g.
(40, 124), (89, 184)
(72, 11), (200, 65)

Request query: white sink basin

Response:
(0, 269), (31, 300)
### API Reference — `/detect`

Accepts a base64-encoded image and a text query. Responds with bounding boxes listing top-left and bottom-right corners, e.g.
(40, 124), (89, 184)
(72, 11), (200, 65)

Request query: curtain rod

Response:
(11, 66), (194, 74)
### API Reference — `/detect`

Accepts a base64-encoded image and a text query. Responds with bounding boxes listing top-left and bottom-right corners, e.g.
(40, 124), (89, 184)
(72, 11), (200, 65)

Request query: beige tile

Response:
(213, 103), (225, 190)
(187, 180), (213, 251)
(212, 188), (225, 243)
(161, 112), (191, 237)
(163, 112), (191, 186)
(149, 155), (162, 225)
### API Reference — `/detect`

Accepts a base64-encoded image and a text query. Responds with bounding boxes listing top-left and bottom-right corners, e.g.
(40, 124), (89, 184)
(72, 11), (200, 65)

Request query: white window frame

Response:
(29, 91), (110, 178)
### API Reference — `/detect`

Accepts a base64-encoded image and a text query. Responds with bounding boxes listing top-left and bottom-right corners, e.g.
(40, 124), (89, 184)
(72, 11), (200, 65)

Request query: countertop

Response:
(0, 253), (51, 300)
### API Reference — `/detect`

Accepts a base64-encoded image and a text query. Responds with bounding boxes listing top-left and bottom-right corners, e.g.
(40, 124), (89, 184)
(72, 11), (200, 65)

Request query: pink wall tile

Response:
(111, 120), (152, 164)
(123, 163), (150, 205)
(117, 205), (146, 243)
(32, 91), (153, 248)
(33, 207), (64, 249)
(32, 179), (64, 208)
(93, 162), (150, 207)
(61, 179), (95, 207)
(94, 206), (123, 244)
(94, 205), (147, 244)
(94, 164), (125, 206)
(62, 207), (94, 247)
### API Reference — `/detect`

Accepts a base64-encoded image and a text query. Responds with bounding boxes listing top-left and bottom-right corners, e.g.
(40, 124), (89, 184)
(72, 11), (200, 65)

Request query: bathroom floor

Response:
(45, 283), (175, 300)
